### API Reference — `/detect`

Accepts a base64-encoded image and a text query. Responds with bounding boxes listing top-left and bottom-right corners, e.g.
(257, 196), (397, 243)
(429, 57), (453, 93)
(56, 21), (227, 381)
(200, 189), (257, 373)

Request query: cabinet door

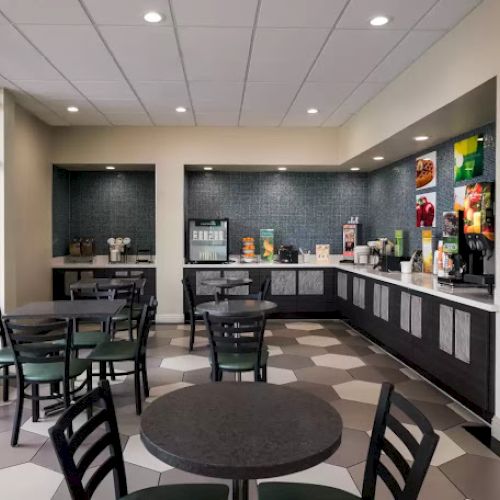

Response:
(223, 270), (250, 295)
(196, 270), (221, 296)
(337, 272), (348, 300)
(298, 270), (324, 295)
(400, 291), (411, 332)
(439, 304), (454, 355)
(410, 295), (422, 339)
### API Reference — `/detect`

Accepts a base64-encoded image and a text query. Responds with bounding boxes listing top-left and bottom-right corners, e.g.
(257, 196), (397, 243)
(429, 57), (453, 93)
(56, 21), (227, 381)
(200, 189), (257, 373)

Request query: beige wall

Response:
(2, 99), (53, 311)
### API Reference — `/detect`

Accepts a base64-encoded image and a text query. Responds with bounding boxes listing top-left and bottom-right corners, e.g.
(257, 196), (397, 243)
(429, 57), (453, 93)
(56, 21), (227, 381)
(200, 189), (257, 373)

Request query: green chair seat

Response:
(88, 341), (137, 362)
(120, 305), (143, 320)
(212, 349), (268, 371)
(0, 346), (14, 365)
(55, 331), (108, 349)
(122, 484), (229, 500)
(113, 318), (138, 331)
(23, 358), (91, 383)
(258, 482), (360, 500)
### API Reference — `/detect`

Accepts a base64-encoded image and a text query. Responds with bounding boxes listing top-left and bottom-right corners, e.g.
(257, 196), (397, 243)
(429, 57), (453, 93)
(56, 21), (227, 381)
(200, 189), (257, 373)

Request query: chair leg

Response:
(99, 362), (106, 382)
(189, 315), (195, 351)
(141, 362), (149, 398)
(261, 364), (267, 383)
(2, 366), (9, 402)
(134, 368), (142, 415)
(11, 383), (24, 446)
(109, 362), (116, 381)
(32, 384), (40, 423)
(86, 366), (93, 419)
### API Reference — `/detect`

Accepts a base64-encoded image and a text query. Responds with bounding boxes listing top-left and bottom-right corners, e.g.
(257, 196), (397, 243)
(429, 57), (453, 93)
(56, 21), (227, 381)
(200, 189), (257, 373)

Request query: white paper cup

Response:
(400, 261), (412, 274)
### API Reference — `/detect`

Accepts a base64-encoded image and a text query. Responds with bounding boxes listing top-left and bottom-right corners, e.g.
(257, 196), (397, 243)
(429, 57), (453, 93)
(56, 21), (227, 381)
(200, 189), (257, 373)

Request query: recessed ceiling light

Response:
(278, 167), (287, 171)
(477, 136), (484, 142)
(144, 11), (163, 23)
(203, 166), (213, 171)
(105, 165), (115, 170)
(350, 167), (360, 171)
(176, 106), (187, 113)
(67, 106), (79, 113)
(307, 108), (319, 114)
(373, 156), (384, 161)
(414, 135), (430, 142)
(370, 15), (390, 26)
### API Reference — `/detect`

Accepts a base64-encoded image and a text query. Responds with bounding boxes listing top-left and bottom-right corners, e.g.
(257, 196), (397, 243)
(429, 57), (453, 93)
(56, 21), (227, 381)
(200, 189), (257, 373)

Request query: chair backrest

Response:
(3, 318), (72, 379)
(71, 288), (116, 301)
(136, 297), (157, 359)
(49, 380), (128, 500)
(0, 307), (7, 350)
(97, 282), (135, 305)
(203, 312), (266, 371)
(362, 383), (439, 500)
(182, 278), (196, 313)
(260, 277), (271, 300)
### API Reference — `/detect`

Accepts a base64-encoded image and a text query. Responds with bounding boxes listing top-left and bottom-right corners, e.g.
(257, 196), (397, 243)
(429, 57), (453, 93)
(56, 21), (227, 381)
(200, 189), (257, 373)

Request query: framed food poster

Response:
(442, 212), (459, 254)
(416, 192), (436, 227)
(416, 151), (437, 190)
(316, 244), (330, 262)
(454, 134), (484, 181)
(453, 186), (466, 212)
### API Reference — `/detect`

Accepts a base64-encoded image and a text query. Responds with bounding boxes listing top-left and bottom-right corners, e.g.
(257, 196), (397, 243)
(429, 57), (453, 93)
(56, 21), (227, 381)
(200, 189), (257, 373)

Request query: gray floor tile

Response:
(295, 366), (353, 385)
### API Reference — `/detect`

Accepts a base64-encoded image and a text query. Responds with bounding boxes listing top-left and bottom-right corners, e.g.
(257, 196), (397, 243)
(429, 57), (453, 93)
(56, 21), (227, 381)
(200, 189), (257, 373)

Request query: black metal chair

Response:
(215, 277), (271, 302)
(182, 277), (202, 351)
(3, 318), (92, 446)
(0, 308), (15, 402)
(203, 311), (267, 382)
(98, 282), (137, 341)
(258, 382), (439, 500)
(87, 297), (157, 415)
(49, 380), (230, 500)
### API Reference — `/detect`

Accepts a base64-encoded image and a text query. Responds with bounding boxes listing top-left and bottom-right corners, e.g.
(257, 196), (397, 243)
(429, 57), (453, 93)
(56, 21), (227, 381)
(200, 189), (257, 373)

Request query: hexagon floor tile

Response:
(170, 336), (208, 349)
(146, 381), (193, 403)
(334, 380), (382, 405)
(330, 399), (378, 432)
(312, 353), (365, 370)
(268, 354), (314, 370)
(297, 335), (341, 347)
(177, 324), (206, 332)
(258, 462), (359, 495)
(395, 380), (451, 405)
(21, 411), (88, 438)
(242, 367), (297, 385)
(285, 381), (339, 403)
(285, 322), (324, 331)
(0, 462), (62, 498)
(348, 365), (409, 385)
(123, 434), (173, 473)
(0, 430), (47, 468)
(266, 345), (284, 357)
(295, 366), (352, 386)
(324, 427), (370, 468)
(160, 354), (210, 372)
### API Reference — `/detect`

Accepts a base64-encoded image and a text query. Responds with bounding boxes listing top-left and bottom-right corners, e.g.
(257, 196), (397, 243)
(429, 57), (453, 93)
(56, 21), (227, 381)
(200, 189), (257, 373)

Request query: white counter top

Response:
(52, 255), (156, 269)
(184, 255), (497, 312)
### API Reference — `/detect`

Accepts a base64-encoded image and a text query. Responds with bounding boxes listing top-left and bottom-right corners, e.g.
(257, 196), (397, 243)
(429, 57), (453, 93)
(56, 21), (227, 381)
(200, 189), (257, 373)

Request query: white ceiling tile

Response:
(82, 0), (172, 26)
(43, 98), (95, 115)
(190, 81), (243, 112)
(100, 26), (184, 81)
(13, 80), (82, 101)
(196, 111), (239, 126)
(0, 25), (63, 80)
(13, 92), (69, 125)
(0, 0), (89, 25)
(133, 81), (190, 108)
(416, 0), (482, 31)
(337, 0), (436, 30)
(64, 110), (109, 125)
(242, 82), (298, 114)
(367, 30), (445, 83)
(73, 80), (136, 100)
(259, 0), (348, 28)
(248, 28), (329, 83)
(19, 25), (122, 80)
(239, 112), (283, 127)
(0, 11), (8, 23)
(179, 27), (252, 81)
(148, 110), (195, 126)
(308, 29), (406, 83)
(172, 0), (258, 27)
(0, 74), (15, 88)
(104, 112), (152, 126)
(326, 81), (386, 118)
(282, 82), (355, 126)
(322, 108), (353, 127)
(91, 99), (144, 113)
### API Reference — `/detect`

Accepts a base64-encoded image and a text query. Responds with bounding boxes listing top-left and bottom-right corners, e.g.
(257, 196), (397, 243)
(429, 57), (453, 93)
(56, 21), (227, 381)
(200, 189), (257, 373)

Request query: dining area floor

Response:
(0, 319), (499, 500)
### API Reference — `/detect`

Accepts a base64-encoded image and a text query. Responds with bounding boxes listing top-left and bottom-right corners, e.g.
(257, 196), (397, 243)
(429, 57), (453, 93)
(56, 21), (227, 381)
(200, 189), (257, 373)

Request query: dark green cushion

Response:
(23, 358), (91, 383)
(88, 341), (137, 361)
(258, 483), (360, 500)
(113, 318), (138, 331)
(213, 350), (268, 371)
(54, 331), (109, 349)
(122, 484), (229, 500)
(0, 346), (14, 365)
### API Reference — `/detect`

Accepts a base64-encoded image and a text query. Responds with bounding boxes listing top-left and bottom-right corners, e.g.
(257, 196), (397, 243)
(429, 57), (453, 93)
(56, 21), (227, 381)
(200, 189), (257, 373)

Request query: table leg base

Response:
(232, 480), (249, 500)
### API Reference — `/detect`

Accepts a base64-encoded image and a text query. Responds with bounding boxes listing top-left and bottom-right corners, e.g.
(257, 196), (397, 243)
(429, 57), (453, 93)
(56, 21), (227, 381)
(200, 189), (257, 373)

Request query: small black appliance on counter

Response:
(278, 245), (299, 264)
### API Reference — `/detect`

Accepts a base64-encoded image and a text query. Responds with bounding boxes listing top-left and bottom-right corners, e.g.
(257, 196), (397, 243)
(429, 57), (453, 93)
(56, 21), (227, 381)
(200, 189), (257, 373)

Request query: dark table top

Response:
(140, 382), (342, 480)
(5, 300), (126, 319)
(201, 277), (253, 289)
(70, 277), (146, 291)
(196, 299), (277, 317)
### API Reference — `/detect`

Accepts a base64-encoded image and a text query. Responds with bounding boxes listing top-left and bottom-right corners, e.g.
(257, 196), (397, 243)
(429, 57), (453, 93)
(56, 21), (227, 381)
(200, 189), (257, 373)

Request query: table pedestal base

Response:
(232, 479), (249, 500)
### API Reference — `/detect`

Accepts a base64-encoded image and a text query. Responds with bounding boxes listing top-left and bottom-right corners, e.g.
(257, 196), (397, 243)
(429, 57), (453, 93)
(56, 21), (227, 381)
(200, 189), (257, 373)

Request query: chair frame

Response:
(215, 277), (271, 302)
(3, 318), (92, 446)
(0, 309), (15, 402)
(203, 311), (267, 382)
(182, 277), (201, 351)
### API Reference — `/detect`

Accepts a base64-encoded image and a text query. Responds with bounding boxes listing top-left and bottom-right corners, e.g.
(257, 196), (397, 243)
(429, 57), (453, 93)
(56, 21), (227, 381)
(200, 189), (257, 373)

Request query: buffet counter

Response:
(52, 255), (156, 269)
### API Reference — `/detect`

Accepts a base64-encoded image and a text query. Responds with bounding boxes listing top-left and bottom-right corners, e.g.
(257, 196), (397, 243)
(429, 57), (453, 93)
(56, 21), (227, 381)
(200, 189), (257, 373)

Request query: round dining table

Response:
(201, 277), (253, 301)
(140, 382), (343, 500)
(196, 299), (277, 317)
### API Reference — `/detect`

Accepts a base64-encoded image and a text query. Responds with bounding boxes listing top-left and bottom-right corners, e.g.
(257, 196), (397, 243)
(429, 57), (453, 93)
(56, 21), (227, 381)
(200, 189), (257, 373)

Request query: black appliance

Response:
(187, 218), (229, 263)
(278, 245), (298, 264)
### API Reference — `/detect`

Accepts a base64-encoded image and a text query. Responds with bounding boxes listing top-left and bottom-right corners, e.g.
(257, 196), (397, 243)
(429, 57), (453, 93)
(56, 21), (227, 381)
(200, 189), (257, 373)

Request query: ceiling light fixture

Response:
(370, 15), (390, 26)
(350, 167), (360, 171)
(278, 167), (287, 171)
(105, 165), (115, 170)
(176, 106), (187, 113)
(414, 135), (429, 142)
(67, 106), (79, 113)
(144, 11), (163, 23)
(373, 156), (384, 161)
(307, 108), (319, 114)
(203, 166), (213, 171)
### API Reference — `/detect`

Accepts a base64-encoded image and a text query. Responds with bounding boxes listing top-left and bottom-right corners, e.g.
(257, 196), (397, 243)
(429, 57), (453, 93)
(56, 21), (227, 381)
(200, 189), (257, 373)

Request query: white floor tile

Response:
(160, 354), (210, 372)
(297, 335), (341, 347)
(123, 434), (173, 473)
(285, 322), (324, 331)
(312, 353), (365, 370)
(334, 380), (382, 405)
(0, 462), (63, 498)
(21, 411), (87, 438)
(242, 367), (297, 384)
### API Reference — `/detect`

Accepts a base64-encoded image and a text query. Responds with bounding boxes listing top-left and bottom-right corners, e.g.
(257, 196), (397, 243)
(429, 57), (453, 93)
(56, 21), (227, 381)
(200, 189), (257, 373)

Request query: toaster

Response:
(278, 245), (299, 263)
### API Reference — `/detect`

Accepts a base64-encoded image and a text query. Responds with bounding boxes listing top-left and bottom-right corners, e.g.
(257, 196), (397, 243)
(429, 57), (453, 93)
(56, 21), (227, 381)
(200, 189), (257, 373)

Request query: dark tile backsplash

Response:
(186, 122), (496, 256)
(52, 169), (155, 256)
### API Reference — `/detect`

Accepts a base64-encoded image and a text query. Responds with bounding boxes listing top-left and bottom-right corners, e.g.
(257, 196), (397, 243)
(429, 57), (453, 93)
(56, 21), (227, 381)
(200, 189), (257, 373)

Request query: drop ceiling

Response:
(0, 0), (483, 127)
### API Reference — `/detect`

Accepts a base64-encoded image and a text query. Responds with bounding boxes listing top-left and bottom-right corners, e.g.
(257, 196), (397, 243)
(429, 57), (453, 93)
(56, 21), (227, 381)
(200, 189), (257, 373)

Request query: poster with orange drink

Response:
(463, 182), (494, 241)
